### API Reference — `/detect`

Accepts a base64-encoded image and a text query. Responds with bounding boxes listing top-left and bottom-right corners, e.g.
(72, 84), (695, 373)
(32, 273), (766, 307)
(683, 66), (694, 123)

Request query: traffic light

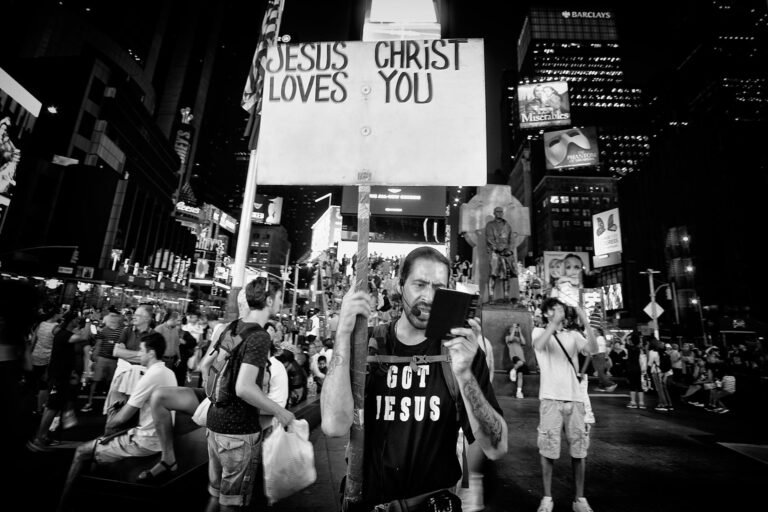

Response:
(70, 248), (80, 264)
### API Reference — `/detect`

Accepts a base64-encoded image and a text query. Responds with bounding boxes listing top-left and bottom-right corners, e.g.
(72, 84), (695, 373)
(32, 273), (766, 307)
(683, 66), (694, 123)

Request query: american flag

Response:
(241, 0), (283, 115)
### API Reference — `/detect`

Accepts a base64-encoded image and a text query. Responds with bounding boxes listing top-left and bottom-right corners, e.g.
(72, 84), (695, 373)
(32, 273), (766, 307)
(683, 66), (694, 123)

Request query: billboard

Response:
(311, 206), (342, 256)
(603, 283), (624, 310)
(252, 194), (283, 225)
(1, 67), (41, 234)
(258, 39), (487, 186)
(543, 126), (599, 170)
(341, 186), (446, 217)
(542, 250), (591, 307)
(518, 81), (571, 129)
(592, 208), (622, 256)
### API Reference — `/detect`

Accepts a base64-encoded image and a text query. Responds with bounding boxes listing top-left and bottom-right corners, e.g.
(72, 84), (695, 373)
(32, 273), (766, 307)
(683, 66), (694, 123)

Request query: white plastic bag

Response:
(262, 418), (316, 504)
(581, 375), (596, 424)
(192, 397), (211, 427)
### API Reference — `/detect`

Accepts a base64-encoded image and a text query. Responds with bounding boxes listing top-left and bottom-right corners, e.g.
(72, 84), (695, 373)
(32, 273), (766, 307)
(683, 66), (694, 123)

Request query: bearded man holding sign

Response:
(321, 247), (507, 511)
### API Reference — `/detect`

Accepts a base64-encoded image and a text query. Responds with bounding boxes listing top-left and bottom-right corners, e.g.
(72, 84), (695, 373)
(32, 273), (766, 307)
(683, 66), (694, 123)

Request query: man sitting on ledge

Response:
(56, 332), (176, 512)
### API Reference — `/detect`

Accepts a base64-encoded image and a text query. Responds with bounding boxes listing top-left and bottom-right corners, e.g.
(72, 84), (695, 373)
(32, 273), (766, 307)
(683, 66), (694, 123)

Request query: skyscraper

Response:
(507, 6), (650, 296)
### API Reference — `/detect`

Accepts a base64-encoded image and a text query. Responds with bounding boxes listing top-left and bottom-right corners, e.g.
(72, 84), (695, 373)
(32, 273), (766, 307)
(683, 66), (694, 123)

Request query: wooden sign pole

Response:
(343, 183), (370, 509)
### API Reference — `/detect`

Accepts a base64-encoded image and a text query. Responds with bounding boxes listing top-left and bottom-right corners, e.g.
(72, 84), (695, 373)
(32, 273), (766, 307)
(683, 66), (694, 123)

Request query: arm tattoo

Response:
(463, 376), (503, 448)
(326, 354), (345, 377)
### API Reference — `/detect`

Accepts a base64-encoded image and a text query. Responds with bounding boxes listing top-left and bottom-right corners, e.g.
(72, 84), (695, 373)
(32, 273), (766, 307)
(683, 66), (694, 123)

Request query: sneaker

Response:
(606, 384), (618, 393)
(516, 389), (524, 399)
(717, 408), (730, 414)
(49, 416), (61, 432)
(626, 402), (638, 409)
(691, 401), (705, 407)
(26, 438), (61, 453)
(573, 499), (594, 512)
(597, 387), (608, 392)
(537, 498), (554, 512)
(62, 410), (78, 430)
(654, 405), (668, 412)
(80, 403), (93, 413)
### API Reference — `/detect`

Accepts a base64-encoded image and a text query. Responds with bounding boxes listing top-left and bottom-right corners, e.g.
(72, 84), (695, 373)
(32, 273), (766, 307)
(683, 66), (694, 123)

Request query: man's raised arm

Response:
(320, 289), (372, 437)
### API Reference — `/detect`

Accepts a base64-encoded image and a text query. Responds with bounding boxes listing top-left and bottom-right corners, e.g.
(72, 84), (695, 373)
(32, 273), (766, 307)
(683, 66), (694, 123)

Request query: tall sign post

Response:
(640, 268), (661, 339)
(257, 38), (488, 507)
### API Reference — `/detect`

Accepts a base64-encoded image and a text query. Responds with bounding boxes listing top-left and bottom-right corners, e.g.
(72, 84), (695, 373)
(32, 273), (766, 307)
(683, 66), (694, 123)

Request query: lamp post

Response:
(640, 269), (661, 340)
(654, 282), (680, 324)
(691, 297), (708, 344)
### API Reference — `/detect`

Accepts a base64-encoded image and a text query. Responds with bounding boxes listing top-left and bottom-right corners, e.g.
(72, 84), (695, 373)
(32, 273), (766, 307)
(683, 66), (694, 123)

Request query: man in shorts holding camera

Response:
(532, 298), (598, 512)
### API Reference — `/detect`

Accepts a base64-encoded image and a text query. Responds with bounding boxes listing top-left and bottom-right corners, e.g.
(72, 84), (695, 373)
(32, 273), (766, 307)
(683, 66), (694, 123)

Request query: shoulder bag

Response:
(553, 333), (595, 424)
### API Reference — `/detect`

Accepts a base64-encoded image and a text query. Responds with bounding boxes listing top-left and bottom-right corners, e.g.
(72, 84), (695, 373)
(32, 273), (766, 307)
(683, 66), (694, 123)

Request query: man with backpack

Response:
(204, 277), (295, 510)
(321, 246), (507, 511)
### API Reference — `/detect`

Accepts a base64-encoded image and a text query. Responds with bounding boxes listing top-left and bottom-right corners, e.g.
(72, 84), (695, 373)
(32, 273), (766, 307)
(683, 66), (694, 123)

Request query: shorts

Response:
(627, 370), (643, 392)
(537, 399), (590, 460)
(207, 430), (263, 507)
(94, 433), (159, 463)
(511, 357), (529, 374)
(32, 365), (49, 391)
(46, 380), (76, 411)
(92, 357), (117, 383)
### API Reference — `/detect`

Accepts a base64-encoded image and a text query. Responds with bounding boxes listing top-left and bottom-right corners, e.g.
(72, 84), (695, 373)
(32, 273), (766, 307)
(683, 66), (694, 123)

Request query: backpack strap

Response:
(212, 319), (240, 355)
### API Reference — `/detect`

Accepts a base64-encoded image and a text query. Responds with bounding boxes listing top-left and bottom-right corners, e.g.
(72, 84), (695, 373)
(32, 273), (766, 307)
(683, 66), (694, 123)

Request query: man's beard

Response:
(403, 302), (430, 330)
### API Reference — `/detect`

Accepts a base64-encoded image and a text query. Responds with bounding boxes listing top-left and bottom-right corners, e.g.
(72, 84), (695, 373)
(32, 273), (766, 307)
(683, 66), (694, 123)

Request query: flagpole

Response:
(225, 0), (285, 320)
(226, 147), (260, 319)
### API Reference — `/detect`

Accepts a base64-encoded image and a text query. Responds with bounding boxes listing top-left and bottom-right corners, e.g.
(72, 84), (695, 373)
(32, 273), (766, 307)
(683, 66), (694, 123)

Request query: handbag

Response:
(722, 375), (736, 393)
(554, 333), (595, 424)
(192, 397), (211, 427)
(263, 419), (316, 504)
(641, 372), (651, 392)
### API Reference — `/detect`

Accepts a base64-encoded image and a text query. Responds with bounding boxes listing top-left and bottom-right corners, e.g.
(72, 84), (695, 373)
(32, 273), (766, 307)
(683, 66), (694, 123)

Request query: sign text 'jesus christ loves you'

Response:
(257, 39), (487, 186)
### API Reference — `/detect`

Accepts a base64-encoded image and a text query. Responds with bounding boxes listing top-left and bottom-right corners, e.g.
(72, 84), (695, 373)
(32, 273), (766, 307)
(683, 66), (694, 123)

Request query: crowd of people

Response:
(3, 245), (768, 512)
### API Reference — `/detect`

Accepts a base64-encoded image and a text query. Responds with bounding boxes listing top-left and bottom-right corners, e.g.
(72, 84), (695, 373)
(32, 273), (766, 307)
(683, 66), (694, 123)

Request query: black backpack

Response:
(206, 320), (265, 407)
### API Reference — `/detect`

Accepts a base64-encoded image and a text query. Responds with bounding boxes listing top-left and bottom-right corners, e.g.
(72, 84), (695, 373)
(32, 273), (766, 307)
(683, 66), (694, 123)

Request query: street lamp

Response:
(691, 297), (708, 344)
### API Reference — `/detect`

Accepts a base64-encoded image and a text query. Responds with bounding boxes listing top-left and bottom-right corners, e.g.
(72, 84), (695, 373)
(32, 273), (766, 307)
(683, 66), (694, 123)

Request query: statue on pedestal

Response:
(459, 185), (530, 305)
(485, 206), (516, 303)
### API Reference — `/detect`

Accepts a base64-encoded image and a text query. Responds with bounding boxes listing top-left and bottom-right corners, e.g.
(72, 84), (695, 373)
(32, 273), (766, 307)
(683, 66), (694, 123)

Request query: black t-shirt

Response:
(206, 322), (271, 435)
(707, 360), (726, 380)
(363, 328), (502, 503)
(48, 328), (76, 382)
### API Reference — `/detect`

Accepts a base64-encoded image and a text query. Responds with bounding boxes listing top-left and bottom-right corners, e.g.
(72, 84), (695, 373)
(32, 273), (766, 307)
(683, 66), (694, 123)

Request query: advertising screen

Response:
(1, 67), (41, 233)
(592, 207), (622, 256)
(341, 186), (446, 217)
(543, 126), (600, 170)
(518, 81), (571, 129)
(542, 250), (591, 306)
(252, 194), (283, 225)
(603, 283), (624, 310)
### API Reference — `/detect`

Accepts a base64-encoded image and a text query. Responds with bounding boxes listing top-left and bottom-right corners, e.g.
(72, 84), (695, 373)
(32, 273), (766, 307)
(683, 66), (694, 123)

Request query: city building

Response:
(618, 0), (768, 336)
(0, 1), (227, 311)
(506, 5), (651, 314)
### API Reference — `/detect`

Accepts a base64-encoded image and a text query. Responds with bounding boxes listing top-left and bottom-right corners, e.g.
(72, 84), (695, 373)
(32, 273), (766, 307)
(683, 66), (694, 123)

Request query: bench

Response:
(71, 412), (208, 511)
(69, 399), (323, 511)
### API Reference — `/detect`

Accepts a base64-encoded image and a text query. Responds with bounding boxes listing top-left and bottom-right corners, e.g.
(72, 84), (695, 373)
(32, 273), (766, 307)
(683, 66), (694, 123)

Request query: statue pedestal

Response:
(480, 303), (537, 397)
